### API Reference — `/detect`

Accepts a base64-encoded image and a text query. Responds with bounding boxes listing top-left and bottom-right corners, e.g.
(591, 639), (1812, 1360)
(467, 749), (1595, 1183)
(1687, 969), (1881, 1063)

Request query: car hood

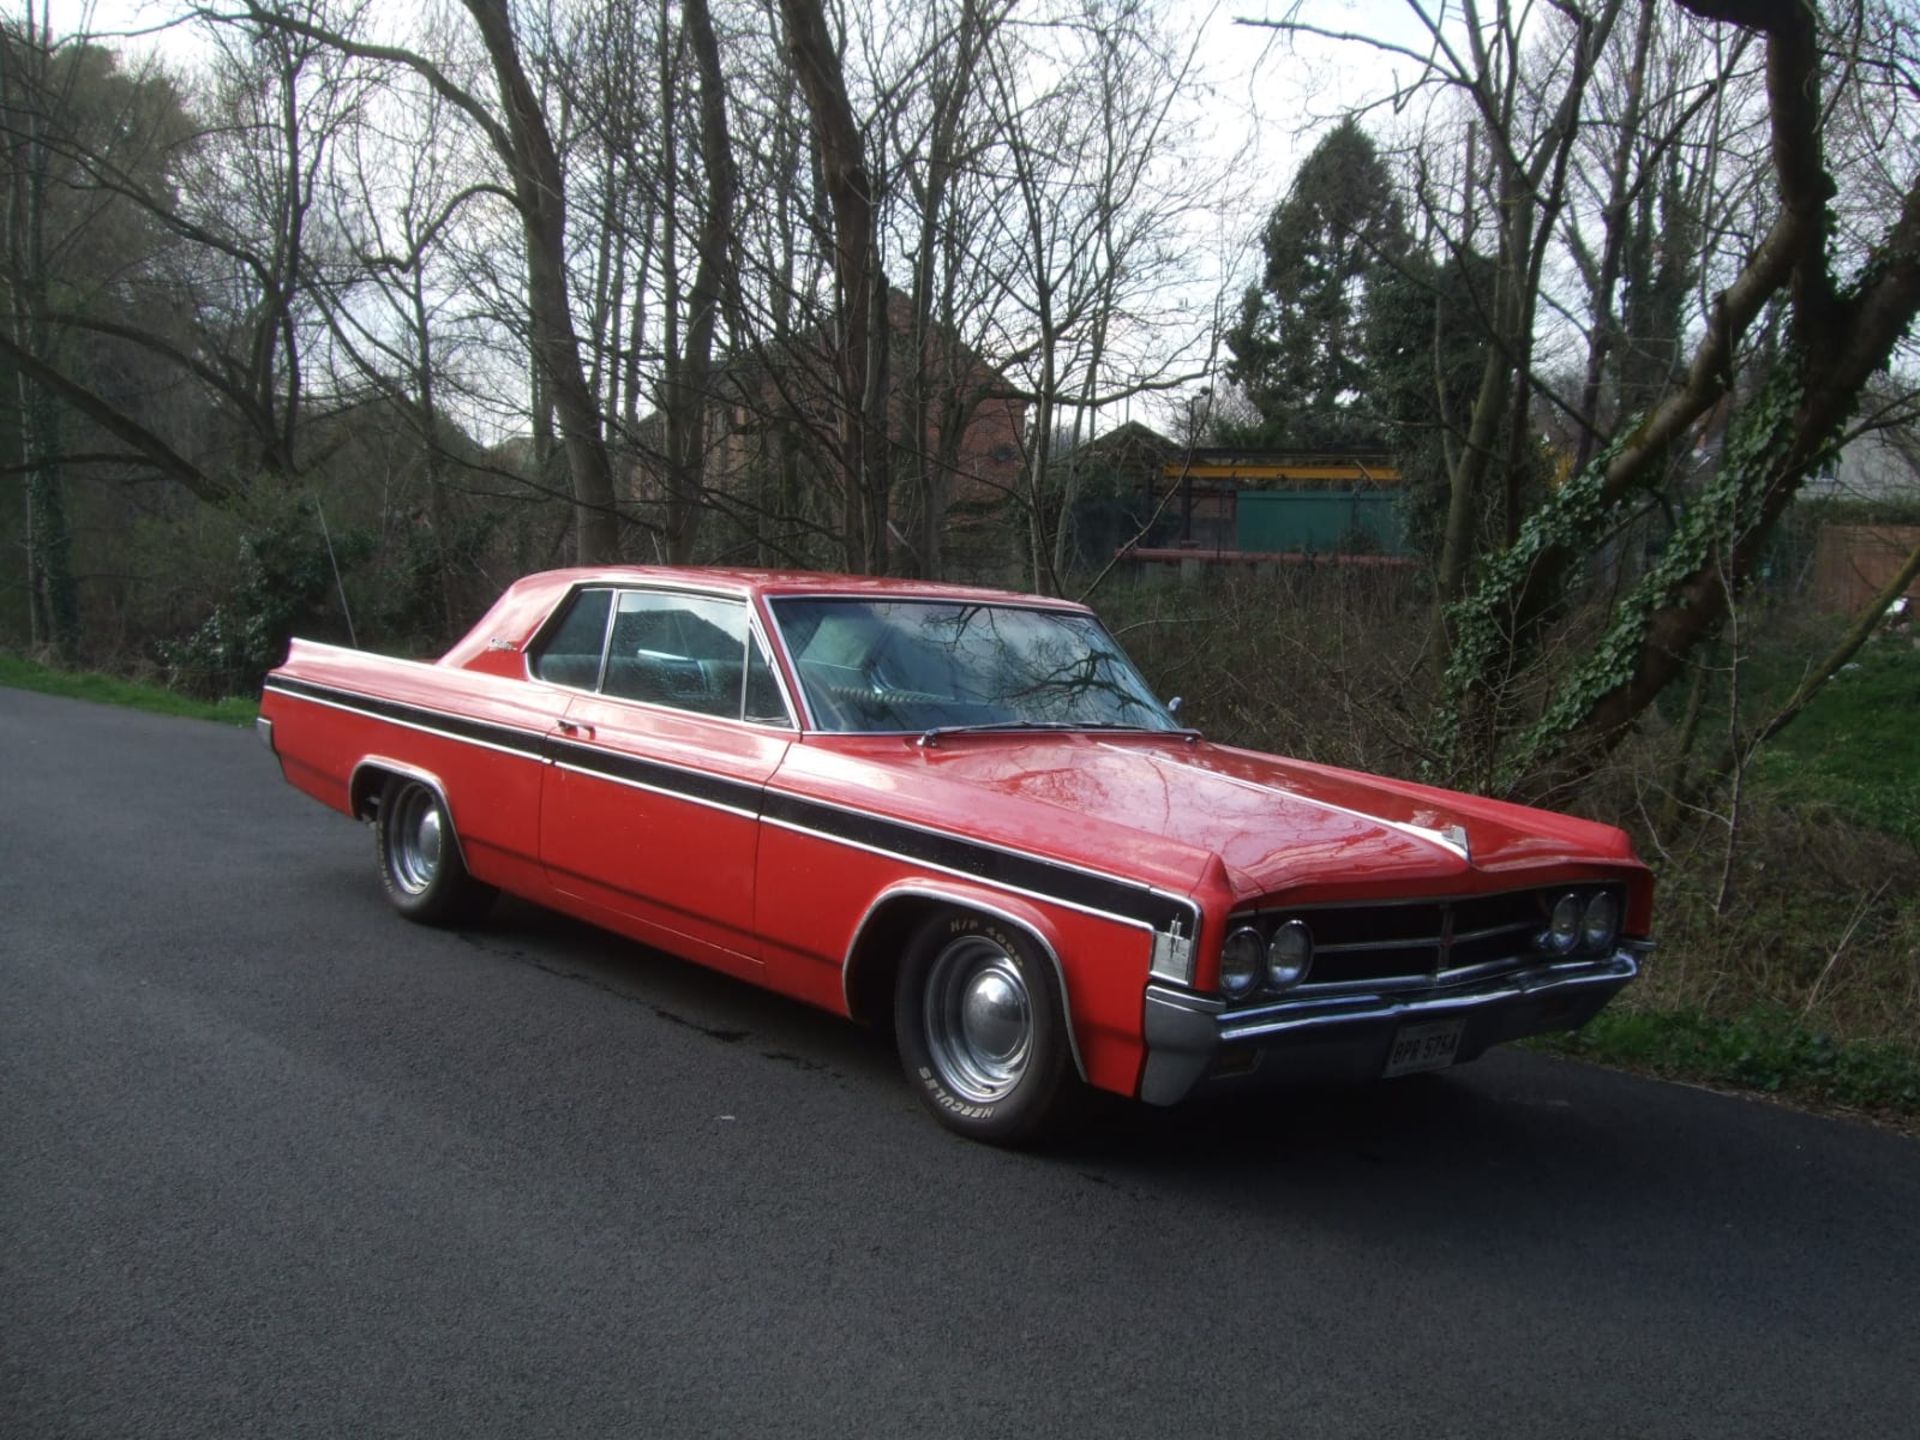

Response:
(825, 733), (1639, 904)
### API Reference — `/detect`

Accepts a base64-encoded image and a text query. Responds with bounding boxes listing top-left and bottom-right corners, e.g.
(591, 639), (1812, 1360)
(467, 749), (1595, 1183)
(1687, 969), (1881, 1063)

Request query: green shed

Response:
(1234, 490), (1408, 556)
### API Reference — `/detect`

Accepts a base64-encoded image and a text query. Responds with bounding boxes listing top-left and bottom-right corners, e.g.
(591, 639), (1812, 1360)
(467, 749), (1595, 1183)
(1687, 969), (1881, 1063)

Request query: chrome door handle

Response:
(557, 719), (596, 739)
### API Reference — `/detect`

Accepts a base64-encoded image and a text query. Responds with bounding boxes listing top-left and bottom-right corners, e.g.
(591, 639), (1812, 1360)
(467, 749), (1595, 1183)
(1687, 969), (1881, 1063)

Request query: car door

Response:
(535, 587), (795, 975)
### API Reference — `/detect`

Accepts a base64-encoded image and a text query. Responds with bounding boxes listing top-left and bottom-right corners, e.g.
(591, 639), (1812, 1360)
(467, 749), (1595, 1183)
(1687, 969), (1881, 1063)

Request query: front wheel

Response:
(894, 910), (1075, 1144)
(375, 776), (495, 925)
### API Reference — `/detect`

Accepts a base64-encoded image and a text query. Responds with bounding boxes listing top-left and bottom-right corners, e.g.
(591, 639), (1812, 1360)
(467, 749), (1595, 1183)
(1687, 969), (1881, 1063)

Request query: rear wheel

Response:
(894, 909), (1074, 1144)
(375, 776), (495, 925)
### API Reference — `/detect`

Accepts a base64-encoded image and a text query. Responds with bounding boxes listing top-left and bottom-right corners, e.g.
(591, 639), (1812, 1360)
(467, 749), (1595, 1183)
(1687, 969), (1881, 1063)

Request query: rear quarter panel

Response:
(261, 641), (569, 894)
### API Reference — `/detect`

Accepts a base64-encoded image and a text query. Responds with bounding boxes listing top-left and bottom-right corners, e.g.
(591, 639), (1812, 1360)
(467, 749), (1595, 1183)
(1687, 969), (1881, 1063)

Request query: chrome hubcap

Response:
(923, 936), (1033, 1104)
(388, 785), (442, 895)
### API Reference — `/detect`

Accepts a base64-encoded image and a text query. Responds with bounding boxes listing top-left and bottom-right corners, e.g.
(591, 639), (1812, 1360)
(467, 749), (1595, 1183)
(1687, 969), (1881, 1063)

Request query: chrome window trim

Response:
(766, 590), (1093, 615)
(742, 611), (800, 731)
(523, 584), (619, 693)
(523, 583), (799, 735)
(758, 592), (820, 731)
(839, 885), (1089, 1080)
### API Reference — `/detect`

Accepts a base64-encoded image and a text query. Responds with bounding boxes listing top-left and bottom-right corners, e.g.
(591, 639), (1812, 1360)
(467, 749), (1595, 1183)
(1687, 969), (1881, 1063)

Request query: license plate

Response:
(1383, 1018), (1464, 1078)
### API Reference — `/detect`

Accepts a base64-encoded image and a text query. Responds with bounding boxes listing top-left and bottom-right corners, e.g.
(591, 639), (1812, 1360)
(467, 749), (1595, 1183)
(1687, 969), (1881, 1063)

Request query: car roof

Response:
(528, 566), (1094, 612)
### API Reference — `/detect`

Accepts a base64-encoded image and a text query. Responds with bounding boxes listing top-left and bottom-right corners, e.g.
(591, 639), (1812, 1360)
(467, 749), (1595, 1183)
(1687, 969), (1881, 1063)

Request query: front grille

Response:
(1237, 886), (1622, 995)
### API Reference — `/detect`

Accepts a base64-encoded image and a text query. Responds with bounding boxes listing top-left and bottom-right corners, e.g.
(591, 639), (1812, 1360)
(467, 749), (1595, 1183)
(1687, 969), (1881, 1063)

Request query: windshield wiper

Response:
(916, 719), (1200, 748)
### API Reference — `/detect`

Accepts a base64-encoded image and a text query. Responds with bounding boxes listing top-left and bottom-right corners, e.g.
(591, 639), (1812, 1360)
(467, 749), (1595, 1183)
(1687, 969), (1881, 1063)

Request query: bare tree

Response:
(775, 0), (891, 573)
(1245, 0), (1920, 800)
(233, 0), (623, 563)
(982, 0), (1220, 594)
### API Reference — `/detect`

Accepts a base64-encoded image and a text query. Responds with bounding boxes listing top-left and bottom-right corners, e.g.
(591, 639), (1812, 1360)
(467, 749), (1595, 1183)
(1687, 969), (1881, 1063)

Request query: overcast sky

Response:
(65, 0), (1454, 438)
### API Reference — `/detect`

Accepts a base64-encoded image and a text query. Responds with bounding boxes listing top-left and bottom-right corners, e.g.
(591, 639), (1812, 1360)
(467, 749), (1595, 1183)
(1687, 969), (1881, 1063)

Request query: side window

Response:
(530, 588), (612, 689)
(602, 591), (749, 719)
(744, 631), (793, 727)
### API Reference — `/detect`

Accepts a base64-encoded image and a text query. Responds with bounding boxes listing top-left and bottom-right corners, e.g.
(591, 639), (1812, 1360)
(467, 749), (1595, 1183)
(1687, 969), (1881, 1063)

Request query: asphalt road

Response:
(3, 685), (1918, 1439)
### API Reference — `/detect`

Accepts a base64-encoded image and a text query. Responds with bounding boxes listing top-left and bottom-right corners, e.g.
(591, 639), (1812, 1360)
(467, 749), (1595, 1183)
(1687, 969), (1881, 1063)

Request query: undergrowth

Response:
(1531, 1008), (1920, 1121)
(1099, 570), (1920, 1119)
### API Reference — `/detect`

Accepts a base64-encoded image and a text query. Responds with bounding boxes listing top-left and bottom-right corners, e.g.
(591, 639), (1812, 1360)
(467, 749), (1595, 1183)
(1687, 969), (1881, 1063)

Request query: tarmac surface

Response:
(4, 685), (1918, 1438)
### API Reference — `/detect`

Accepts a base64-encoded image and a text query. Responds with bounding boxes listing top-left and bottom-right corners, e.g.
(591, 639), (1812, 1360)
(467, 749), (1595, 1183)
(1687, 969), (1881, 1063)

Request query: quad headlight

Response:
(1582, 891), (1619, 953)
(1267, 919), (1313, 990)
(1544, 889), (1621, 956)
(1546, 893), (1583, 954)
(1220, 927), (1264, 998)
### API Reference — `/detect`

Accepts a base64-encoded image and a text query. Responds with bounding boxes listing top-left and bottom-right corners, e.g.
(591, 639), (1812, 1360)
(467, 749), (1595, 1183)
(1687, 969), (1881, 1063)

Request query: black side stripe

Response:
(544, 735), (764, 812)
(266, 675), (540, 755)
(759, 791), (1190, 931)
(266, 676), (1193, 932)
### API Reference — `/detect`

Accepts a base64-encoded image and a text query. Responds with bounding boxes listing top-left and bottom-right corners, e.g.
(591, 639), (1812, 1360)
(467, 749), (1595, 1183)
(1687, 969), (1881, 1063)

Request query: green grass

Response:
(1532, 1006), (1920, 1120)
(0, 653), (258, 726)
(1750, 642), (1920, 848)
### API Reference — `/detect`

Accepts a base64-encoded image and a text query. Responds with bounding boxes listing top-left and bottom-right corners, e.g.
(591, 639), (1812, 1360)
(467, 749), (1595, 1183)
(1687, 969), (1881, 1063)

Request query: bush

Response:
(160, 498), (372, 698)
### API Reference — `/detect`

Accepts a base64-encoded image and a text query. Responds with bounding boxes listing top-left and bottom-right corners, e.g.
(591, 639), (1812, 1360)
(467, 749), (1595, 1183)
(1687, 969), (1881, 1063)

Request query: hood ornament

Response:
(1441, 824), (1471, 862)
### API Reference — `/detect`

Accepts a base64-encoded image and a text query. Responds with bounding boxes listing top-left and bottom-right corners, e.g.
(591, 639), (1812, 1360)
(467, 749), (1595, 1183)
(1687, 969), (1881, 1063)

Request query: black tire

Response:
(893, 909), (1075, 1144)
(374, 775), (496, 926)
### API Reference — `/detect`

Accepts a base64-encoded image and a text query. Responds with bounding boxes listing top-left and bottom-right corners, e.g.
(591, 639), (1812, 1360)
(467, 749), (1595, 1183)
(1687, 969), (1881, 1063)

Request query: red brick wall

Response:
(1813, 525), (1920, 613)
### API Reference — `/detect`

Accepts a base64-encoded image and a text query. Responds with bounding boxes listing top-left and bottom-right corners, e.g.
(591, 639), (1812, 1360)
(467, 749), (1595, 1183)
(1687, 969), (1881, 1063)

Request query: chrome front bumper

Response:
(1138, 946), (1644, 1106)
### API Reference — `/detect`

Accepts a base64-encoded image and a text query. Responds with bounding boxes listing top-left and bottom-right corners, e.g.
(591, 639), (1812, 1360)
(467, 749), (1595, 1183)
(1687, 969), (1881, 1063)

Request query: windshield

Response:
(770, 598), (1178, 735)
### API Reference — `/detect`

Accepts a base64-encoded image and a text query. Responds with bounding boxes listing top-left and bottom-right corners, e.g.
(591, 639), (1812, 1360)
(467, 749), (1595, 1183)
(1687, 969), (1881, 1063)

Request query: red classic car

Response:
(258, 567), (1651, 1142)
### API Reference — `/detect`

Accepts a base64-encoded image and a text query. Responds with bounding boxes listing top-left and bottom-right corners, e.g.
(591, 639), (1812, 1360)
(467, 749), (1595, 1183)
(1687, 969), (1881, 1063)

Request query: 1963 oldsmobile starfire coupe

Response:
(259, 567), (1651, 1142)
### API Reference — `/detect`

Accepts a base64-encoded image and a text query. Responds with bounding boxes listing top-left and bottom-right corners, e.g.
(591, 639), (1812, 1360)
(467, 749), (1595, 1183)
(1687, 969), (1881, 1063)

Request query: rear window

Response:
(530, 589), (612, 689)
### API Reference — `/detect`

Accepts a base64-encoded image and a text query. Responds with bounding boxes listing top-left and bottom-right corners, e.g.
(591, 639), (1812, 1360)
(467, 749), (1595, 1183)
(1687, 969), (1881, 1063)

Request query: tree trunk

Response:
(777, 0), (889, 574)
(658, 0), (737, 565)
(463, 0), (620, 564)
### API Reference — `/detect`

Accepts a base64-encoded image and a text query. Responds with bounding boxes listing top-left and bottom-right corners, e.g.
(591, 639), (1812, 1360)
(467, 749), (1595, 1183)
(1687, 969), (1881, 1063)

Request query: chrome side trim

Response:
(839, 885), (1088, 1080)
(348, 756), (475, 874)
(255, 716), (274, 753)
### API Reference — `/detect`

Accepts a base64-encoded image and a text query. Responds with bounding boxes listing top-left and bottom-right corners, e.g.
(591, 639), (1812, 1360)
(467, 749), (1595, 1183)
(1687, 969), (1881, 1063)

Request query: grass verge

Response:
(0, 653), (258, 726)
(1531, 1006), (1920, 1125)
(1750, 642), (1920, 849)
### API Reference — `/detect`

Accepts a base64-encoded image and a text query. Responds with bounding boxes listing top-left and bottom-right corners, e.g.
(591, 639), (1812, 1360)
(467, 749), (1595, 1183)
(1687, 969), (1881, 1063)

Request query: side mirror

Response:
(1167, 696), (1183, 715)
